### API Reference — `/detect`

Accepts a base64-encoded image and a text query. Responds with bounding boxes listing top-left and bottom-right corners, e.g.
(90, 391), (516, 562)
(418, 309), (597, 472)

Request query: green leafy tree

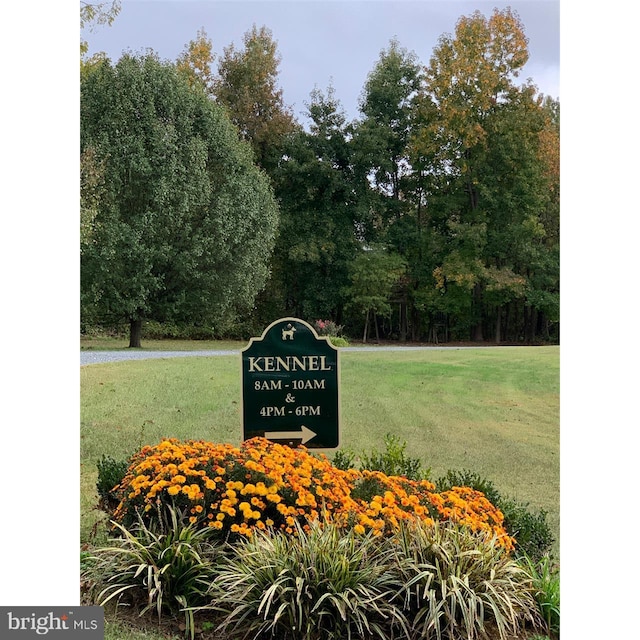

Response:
(344, 246), (407, 343)
(411, 7), (555, 342)
(214, 25), (295, 173)
(80, 2), (118, 255)
(352, 39), (422, 219)
(81, 54), (278, 346)
(260, 86), (361, 323)
(80, 145), (105, 249)
(524, 96), (559, 341)
(475, 85), (555, 342)
(350, 40), (424, 339)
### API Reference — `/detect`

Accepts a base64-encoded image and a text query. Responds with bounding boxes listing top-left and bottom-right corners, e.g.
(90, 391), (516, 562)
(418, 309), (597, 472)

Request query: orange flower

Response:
(112, 436), (513, 550)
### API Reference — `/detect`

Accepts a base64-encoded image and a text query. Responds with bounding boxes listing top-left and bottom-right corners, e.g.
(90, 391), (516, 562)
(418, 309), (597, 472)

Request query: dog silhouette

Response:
(282, 325), (296, 340)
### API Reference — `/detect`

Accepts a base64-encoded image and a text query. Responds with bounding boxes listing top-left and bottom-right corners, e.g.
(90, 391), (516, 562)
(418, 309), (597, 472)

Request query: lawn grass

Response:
(81, 345), (559, 553)
(103, 617), (181, 640)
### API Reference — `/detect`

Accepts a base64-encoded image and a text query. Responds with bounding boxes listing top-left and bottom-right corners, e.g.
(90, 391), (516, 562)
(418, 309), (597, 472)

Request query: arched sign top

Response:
(241, 317), (339, 354)
(241, 318), (340, 449)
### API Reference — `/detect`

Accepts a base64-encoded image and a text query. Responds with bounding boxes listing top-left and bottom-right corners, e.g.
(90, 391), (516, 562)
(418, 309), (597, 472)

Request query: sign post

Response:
(241, 317), (340, 449)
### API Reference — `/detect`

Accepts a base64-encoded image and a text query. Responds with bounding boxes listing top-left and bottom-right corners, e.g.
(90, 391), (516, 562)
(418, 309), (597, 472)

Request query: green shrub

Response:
(499, 498), (555, 561)
(520, 553), (560, 638)
(436, 468), (554, 561)
(359, 433), (429, 481)
(80, 323), (128, 338)
(329, 336), (350, 347)
(331, 448), (356, 471)
(83, 509), (223, 639)
(392, 520), (543, 640)
(96, 455), (130, 512)
(332, 433), (428, 480)
(141, 321), (217, 340)
(332, 435), (430, 504)
(207, 520), (409, 640)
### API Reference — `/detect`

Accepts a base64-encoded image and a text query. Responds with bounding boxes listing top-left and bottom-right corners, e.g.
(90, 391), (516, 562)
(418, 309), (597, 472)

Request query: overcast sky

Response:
(82, 0), (560, 124)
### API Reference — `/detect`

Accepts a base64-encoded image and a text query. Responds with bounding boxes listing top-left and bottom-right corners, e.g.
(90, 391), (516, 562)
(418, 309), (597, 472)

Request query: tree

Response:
(353, 39), (422, 213)
(476, 85), (557, 343)
(81, 54), (279, 346)
(214, 25), (295, 173)
(176, 28), (216, 96)
(350, 40), (425, 340)
(344, 246), (407, 343)
(520, 95), (560, 342)
(80, 0), (121, 29)
(80, 145), (105, 249)
(80, 1), (121, 59)
(261, 85), (361, 323)
(411, 7), (542, 342)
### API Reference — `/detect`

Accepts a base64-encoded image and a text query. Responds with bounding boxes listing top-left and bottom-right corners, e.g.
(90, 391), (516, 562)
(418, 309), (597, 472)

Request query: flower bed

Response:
(112, 437), (514, 551)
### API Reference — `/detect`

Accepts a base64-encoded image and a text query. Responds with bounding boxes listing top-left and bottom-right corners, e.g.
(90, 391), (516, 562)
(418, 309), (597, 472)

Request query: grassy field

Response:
(81, 345), (559, 552)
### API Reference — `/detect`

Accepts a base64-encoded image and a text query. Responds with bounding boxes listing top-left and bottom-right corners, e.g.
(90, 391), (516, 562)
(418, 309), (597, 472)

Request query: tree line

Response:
(81, 6), (559, 346)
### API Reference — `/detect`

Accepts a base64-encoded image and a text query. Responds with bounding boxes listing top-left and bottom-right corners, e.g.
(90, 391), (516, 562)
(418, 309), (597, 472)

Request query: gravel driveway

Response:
(80, 349), (241, 366)
(80, 345), (479, 366)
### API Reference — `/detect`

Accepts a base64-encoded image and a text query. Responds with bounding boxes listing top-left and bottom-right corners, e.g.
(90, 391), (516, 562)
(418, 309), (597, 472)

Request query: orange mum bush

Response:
(349, 470), (512, 550)
(112, 437), (514, 551)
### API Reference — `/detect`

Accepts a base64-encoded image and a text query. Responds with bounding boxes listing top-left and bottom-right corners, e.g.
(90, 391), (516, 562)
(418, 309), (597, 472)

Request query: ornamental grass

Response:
(84, 508), (223, 639)
(207, 519), (410, 640)
(391, 519), (542, 640)
(206, 520), (541, 640)
(112, 437), (514, 551)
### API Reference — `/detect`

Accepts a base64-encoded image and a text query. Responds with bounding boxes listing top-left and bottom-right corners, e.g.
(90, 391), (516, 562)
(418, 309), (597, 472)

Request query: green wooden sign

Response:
(241, 317), (340, 449)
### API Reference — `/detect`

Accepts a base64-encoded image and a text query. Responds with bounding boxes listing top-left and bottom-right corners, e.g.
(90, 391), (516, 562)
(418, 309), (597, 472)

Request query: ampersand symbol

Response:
(285, 393), (295, 403)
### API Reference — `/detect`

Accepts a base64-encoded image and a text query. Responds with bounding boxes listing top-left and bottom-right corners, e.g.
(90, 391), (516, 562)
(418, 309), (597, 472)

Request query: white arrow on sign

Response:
(264, 425), (317, 445)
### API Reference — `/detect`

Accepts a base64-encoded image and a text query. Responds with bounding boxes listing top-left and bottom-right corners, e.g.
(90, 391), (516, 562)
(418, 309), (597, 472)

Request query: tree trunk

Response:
(494, 306), (501, 344)
(411, 306), (420, 342)
(540, 312), (550, 341)
(427, 315), (436, 344)
(523, 306), (538, 344)
(399, 300), (407, 342)
(529, 307), (538, 344)
(471, 283), (484, 342)
(129, 318), (143, 348)
(374, 312), (380, 343)
(504, 303), (511, 342)
(362, 310), (369, 344)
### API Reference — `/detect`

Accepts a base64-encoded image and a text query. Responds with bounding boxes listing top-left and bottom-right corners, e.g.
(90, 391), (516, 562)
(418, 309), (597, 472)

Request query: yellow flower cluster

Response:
(351, 471), (514, 551)
(112, 437), (513, 551)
